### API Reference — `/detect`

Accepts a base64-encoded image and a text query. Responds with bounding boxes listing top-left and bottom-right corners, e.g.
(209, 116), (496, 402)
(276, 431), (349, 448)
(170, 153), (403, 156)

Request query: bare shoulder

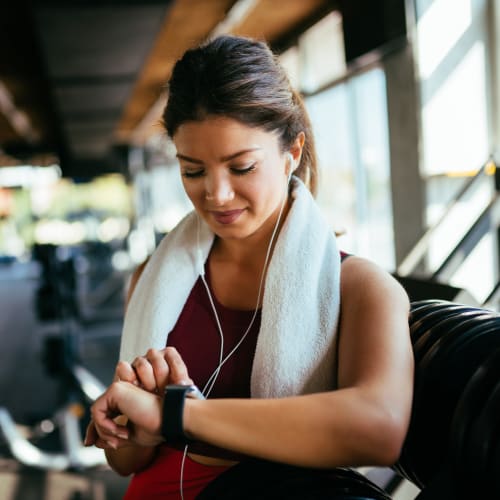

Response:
(337, 255), (413, 399)
(340, 255), (409, 311)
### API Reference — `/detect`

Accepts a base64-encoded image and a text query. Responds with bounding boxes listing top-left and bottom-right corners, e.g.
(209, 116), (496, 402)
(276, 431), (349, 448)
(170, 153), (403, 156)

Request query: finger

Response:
(84, 420), (98, 446)
(93, 435), (131, 450)
(92, 418), (130, 442)
(145, 348), (170, 393)
(163, 347), (193, 385)
(90, 383), (130, 438)
(131, 356), (157, 392)
(114, 361), (138, 385)
(93, 381), (162, 439)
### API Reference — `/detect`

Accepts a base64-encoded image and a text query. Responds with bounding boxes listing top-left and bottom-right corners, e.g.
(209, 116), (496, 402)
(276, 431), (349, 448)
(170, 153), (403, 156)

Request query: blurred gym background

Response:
(0, 0), (499, 498)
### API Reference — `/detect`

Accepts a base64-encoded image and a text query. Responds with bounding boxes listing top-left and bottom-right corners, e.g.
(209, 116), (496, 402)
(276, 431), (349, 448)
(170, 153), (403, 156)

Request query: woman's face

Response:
(173, 116), (292, 242)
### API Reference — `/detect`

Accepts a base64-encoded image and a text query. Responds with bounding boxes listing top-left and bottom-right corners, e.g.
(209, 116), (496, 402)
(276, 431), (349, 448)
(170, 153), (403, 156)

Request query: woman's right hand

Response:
(86, 347), (194, 448)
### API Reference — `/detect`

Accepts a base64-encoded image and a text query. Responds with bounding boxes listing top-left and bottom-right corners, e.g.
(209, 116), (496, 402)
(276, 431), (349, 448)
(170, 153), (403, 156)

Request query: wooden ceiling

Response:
(0, 0), (334, 178)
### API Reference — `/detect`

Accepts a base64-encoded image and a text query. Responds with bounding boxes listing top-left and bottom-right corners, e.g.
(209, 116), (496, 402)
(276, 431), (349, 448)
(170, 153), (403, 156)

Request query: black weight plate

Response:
(437, 324), (500, 399)
(450, 347), (500, 484)
(408, 304), (459, 343)
(463, 378), (500, 495)
(402, 310), (488, 487)
(399, 302), (495, 487)
(398, 307), (468, 486)
(410, 304), (472, 344)
(413, 310), (492, 364)
(419, 316), (500, 376)
(402, 316), (500, 487)
(407, 326), (500, 486)
(415, 318), (500, 418)
(415, 325), (500, 423)
(409, 299), (481, 321)
(409, 300), (453, 321)
(411, 306), (485, 358)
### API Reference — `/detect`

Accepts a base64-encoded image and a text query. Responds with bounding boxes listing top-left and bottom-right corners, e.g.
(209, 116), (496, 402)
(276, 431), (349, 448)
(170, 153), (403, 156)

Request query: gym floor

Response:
(0, 260), (420, 500)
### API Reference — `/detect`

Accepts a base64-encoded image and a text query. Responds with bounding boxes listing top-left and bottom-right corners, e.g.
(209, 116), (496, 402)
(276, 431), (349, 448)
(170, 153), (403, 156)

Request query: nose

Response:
(205, 173), (234, 205)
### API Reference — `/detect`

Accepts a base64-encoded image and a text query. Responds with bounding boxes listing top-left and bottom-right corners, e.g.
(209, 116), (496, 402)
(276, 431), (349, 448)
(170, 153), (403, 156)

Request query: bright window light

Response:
(0, 165), (61, 188)
(416, 0), (472, 79)
(421, 41), (488, 175)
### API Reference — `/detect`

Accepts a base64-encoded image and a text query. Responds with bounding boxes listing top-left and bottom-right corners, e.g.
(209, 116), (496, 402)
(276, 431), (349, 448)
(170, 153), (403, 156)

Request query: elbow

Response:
(114, 467), (134, 477)
(368, 410), (409, 467)
(106, 460), (134, 477)
(104, 450), (144, 477)
(374, 436), (405, 467)
(110, 464), (135, 477)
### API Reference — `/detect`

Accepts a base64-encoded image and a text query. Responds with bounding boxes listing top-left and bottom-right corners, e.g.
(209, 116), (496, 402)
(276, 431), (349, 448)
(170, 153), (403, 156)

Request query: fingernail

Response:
(117, 433), (128, 440)
(106, 440), (117, 449)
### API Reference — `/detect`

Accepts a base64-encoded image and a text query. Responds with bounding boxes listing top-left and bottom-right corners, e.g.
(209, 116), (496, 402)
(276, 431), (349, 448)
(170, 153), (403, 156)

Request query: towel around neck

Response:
(120, 177), (341, 397)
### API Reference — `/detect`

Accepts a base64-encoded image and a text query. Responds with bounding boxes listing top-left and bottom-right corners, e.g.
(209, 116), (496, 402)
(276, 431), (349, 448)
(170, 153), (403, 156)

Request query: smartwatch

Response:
(161, 384), (205, 445)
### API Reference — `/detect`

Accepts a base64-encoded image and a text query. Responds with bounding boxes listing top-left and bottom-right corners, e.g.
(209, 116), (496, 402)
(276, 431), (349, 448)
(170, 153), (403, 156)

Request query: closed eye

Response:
(181, 163), (256, 178)
(231, 164), (256, 175)
(182, 169), (204, 178)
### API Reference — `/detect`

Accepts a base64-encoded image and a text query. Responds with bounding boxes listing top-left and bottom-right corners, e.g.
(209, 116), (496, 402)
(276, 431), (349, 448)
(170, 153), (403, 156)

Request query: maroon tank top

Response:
(167, 261), (262, 398)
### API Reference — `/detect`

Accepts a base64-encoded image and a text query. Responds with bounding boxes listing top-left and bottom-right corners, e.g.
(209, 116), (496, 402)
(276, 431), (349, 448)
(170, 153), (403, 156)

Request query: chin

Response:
(211, 221), (258, 240)
(212, 227), (249, 240)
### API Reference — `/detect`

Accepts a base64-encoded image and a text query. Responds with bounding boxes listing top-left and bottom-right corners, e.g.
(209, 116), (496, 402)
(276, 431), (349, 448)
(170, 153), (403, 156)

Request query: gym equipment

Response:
(0, 243), (111, 471)
(396, 300), (500, 499)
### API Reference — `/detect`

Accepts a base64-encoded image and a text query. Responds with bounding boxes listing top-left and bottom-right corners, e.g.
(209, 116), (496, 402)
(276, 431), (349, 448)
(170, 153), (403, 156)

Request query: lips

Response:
(210, 209), (244, 225)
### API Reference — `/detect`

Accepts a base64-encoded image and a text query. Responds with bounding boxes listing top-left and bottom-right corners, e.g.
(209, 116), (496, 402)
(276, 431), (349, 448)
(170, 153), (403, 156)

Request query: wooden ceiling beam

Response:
(116, 0), (235, 142)
(117, 0), (333, 144)
(231, 0), (330, 43)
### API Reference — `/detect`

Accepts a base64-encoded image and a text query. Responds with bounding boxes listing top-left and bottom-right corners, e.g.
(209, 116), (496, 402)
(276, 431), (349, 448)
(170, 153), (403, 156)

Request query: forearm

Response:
(184, 388), (408, 469)
(105, 444), (157, 476)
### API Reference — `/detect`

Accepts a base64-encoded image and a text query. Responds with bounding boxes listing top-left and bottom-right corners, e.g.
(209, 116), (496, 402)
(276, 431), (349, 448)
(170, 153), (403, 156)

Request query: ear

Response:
(290, 131), (305, 166)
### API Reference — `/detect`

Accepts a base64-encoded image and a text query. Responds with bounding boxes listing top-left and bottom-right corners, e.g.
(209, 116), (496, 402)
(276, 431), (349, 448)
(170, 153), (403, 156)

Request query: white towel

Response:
(120, 177), (341, 397)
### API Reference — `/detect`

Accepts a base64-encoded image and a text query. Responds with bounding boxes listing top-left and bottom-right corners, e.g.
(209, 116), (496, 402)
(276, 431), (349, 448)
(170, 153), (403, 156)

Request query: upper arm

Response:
(337, 256), (413, 424)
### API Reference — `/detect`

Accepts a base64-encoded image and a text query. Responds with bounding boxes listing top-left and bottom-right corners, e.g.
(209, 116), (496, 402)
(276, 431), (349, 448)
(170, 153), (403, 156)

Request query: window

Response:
(415, 0), (495, 301)
(306, 68), (395, 269)
(281, 12), (396, 269)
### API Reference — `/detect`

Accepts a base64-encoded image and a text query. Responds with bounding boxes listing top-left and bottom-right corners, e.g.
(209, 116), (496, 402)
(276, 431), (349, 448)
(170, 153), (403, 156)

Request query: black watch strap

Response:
(161, 384), (199, 445)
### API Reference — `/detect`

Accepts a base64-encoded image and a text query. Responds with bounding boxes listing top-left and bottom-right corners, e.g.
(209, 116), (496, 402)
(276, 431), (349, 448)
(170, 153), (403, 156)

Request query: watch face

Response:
(187, 385), (205, 400)
(167, 384), (206, 400)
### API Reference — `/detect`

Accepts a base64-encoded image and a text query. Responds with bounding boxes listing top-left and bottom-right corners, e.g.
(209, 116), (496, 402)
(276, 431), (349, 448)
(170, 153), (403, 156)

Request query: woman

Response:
(85, 35), (413, 499)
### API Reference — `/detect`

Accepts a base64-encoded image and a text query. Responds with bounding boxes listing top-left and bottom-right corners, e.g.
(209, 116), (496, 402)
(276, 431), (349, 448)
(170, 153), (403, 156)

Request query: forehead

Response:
(173, 116), (280, 156)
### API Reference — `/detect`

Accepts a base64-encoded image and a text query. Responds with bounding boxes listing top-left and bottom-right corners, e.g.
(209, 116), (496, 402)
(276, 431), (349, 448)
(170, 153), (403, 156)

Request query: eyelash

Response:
(182, 164), (256, 178)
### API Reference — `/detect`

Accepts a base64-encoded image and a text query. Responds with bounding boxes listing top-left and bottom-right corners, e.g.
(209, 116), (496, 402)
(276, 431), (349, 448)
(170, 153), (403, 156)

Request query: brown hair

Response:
(163, 35), (318, 195)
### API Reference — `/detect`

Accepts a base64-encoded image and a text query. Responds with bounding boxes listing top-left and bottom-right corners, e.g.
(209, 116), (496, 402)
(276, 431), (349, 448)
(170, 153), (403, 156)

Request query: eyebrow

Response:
(176, 147), (262, 164)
